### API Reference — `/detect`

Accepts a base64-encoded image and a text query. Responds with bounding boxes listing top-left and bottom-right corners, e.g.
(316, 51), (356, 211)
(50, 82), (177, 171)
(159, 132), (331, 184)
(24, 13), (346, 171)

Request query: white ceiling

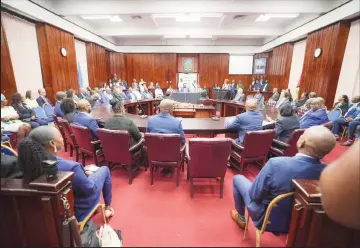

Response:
(24, 0), (352, 46)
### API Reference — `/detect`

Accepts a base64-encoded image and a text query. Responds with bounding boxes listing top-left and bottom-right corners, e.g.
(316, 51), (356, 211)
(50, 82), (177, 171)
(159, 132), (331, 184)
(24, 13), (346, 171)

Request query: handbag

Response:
(96, 224), (123, 247)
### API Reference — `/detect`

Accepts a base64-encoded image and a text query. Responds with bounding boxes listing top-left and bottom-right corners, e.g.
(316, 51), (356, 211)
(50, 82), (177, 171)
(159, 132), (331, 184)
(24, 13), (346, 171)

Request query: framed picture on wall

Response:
(183, 58), (194, 73)
(253, 58), (267, 74)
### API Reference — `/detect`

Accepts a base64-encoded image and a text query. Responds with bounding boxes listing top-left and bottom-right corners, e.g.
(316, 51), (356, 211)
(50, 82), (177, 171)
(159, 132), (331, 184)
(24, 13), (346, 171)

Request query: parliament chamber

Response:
(1, 0), (360, 247)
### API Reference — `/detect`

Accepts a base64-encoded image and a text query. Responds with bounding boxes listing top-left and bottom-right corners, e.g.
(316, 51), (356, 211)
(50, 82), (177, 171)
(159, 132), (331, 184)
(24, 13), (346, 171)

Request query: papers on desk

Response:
(262, 120), (274, 126)
(84, 164), (100, 172)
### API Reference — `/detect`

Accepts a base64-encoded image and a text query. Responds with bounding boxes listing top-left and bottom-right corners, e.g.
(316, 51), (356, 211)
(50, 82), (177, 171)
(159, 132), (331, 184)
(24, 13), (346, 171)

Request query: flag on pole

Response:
(77, 61), (84, 89)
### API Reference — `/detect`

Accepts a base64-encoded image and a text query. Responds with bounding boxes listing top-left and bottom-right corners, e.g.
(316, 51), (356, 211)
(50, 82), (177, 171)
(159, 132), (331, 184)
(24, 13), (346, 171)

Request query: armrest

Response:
(129, 138), (145, 153)
(272, 139), (290, 149)
(180, 144), (186, 154)
(91, 140), (101, 145)
(184, 144), (190, 161)
(231, 140), (244, 151)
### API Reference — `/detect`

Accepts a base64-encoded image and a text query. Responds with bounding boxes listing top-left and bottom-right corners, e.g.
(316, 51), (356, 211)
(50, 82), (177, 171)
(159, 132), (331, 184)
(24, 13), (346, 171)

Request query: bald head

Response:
(77, 99), (91, 113)
(309, 92), (317, 98)
(245, 98), (257, 111)
(158, 99), (174, 113)
(297, 126), (336, 159)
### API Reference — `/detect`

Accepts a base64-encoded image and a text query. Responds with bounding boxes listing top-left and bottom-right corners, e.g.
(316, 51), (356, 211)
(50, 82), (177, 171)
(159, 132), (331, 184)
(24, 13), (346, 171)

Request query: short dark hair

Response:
(66, 89), (75, 98)
(60, 98), (76, 114)
(11, 93), (23, 105)
(280, 103), (294, 116)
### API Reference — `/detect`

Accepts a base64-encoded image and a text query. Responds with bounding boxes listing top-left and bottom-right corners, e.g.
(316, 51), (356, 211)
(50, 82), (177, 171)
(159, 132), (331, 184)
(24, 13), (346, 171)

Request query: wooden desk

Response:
(0, 172), (77, 247)
(173, 103), (215, 118)
(286, 179), (360, 247)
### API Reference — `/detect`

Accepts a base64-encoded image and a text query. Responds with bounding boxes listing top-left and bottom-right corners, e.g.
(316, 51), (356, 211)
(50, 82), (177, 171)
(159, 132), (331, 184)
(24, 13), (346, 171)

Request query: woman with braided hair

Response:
(17, 126), (115, 220)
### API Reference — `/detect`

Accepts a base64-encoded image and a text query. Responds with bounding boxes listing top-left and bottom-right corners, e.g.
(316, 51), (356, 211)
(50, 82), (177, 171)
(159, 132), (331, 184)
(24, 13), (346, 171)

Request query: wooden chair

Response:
(243, 192), (295, 247)
(77, 203), (106, 232)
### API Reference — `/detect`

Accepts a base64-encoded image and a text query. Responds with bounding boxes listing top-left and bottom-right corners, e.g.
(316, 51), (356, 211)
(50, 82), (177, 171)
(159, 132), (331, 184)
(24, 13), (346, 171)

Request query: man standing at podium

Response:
(179, 83), (190, 93)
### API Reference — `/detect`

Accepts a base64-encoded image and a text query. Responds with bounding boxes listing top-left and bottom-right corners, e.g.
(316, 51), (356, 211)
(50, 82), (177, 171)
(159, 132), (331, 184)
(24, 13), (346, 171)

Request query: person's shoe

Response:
(231, 210), (246, 229)
(341, 139), (354, 146)
(334, 134), (340, 141)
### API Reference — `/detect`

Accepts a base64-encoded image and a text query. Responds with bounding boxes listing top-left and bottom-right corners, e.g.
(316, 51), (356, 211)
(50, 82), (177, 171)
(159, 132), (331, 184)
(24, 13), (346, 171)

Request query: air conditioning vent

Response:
(131, 15), (142, 19)
(233, 15), (246, 19)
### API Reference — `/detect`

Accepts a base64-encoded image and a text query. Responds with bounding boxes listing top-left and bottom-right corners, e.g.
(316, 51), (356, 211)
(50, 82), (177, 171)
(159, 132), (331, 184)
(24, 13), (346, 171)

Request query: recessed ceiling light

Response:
(110, 16), (123, 22)
(255, 13), (299, 22)
(81, 15), (123, 22)
(163, 35), (187, 38)
(189, 35), (212, 39)
(176, 16), (200, 22)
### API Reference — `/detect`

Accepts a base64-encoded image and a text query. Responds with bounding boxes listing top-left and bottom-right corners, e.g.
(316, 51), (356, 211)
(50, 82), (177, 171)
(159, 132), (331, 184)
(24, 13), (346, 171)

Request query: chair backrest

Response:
(328, 108), (342, 121)
(58, 118), (75, 146)
(259, 192), (295, 234)
(189, 138), (232, 178)
(243, 130), (276, 158)
(97, 129), (132, 165)
(43, 103), (54, 118)
(283, 129), (305, 156)
(1, 144), (18, 156)
(145, 133), (181, 163)
(70, 124), (94, 153)
(33, 106), (47, 120)
(322, 121), (333, 130)
(200, 99), (214, 106)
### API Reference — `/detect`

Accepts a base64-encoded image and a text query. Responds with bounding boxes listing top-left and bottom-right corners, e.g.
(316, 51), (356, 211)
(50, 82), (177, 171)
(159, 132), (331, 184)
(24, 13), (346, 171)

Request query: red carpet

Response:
(57, 140), (347, 247)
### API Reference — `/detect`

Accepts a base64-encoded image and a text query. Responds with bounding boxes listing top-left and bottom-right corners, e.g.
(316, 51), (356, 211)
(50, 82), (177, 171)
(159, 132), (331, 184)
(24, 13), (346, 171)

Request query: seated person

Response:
(222, 79), (230, 90)
(126, 87), (137, 101)
(111, 73), (119, 83)
(249, 77), (256, 91)
(101, 87), (113, 105)
(77, 87), (91, 101)
(233, 88), (245, 102)
(166, 85), (175, 95)
(36, 88), (52, 107)
(331, 96), (360, 141)
(66, 89), (79, 104)
(147, 99), (185, 145)
(148, 82), (155, 90)
(60, 98), (77, 123)
(11, 93), (48, 129)
(225, 98), (263, 144)
(179, 83), (190, 93)
(230, 82), (237, 99)
(300, 97), (329, 128)
(266, 103), (300, 143)
(275, 91), (291, 109)
(1, 152), (22, 178)
(104, 100), (142, 146)
(132, 79), (139, 91)
(54, 91), (66, 117)
(332, 94), (349, 116)
(340, 112), (360, 146)
(253, 80), (261, 91)
(17, 126), (114, 220)
(24, 90), (40, 109)
(155, 86), (164, 99)
(254, 89), (264, 107)
(295, 92), (309, 109)
(231, 126), (336, 230)
(261, 79), (270, 92)
(1, 94), (31, 140)
(122, 80), (128, 89)
(89, 90), (102, 106)
(142, 87), (153, 99)
(112, 87), (128, 102)
(237, 81), (244, 90)
(213, 84), (220, 90)
(304, 91), (317, 110)
(132, 87), (143, 100)
(267, 88), (280, 104)
(73, 99), (99, 139)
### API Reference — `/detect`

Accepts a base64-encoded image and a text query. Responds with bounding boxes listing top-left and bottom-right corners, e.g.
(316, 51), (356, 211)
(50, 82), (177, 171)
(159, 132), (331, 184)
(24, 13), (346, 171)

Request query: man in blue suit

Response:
(36, 88), (52, 107)
(225, 98), (263, 144)
(147, 99), (185, 174)
(331, 96), (360, 141)
(231, 126), (336, 231)
(73, 99), (100, 139)
(300, 97), (329, 128)
(54, 91), (66, 117)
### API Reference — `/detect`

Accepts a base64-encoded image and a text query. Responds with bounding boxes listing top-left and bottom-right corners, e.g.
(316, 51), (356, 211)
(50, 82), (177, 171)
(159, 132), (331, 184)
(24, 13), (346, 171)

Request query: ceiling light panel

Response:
(81, 15), (123, 22)
(255, 13), (299, 22)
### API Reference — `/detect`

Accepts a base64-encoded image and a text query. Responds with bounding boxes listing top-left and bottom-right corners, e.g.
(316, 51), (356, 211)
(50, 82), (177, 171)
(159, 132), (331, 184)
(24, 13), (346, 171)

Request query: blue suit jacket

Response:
(344, 103), (360, 118)
(147, 113), (186, 145)
(54, 101), (64, 117)
(73, 112), (99, 139)
(300, 108), (329, 128)
(225, 111), (263, 143)
(247, 154), (325, 231)
(56, 156), (100, 220)
(36, 96), (52, 107)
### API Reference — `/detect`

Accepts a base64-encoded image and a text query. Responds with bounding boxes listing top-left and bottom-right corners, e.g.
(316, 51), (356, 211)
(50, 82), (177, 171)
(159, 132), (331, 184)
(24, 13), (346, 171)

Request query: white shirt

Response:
(155, 88), (164, 98)
(24, 99), (39, 109)
(1, 106), (19, 119)
(133, 90), (142, 100)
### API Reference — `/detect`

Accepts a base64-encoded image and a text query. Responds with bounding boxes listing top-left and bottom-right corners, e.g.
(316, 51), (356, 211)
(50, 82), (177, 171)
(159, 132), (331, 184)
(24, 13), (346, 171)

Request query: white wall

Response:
(75, 39), (89, 88)
(2, 12), (43, 96)
(335, 20), (360, 102)
(288, 39), (307, 98)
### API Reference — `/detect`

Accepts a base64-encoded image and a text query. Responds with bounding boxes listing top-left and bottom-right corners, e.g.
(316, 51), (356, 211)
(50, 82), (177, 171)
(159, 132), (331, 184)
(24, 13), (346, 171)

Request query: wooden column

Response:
(300, 22), (350, 109)
(36, 23), (78, 103)
(1, 17), (17, 100)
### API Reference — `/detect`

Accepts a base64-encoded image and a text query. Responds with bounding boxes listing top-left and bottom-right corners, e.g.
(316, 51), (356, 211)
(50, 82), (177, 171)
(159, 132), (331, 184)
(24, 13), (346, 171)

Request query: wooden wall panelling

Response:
(125, 54), (177, 88)
(300, 22), (350, 109)
(267, 43), (294, 90)
(199, 54), (229, 88)
(177, 53), (199, 72)
(1, 17), (17, 100)
(36, 23), (78, 103)
(109, 52), (126, 80)
(86, 43), (110, 88)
